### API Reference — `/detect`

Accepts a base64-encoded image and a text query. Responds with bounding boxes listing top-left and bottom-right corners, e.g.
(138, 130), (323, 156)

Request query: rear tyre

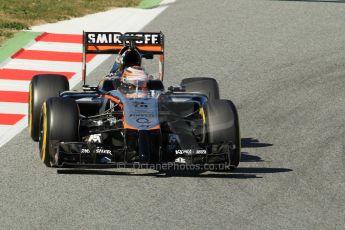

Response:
(39, 97), (79, 167)
(204, 99), (241, 168)
(29, 74), (69, 141)
(180, 77), (220, 101)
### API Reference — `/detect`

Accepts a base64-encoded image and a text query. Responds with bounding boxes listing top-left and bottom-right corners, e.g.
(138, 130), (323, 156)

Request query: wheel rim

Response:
(39, 102), (48, 162)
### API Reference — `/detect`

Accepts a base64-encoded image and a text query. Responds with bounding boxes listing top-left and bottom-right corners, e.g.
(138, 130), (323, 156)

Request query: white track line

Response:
(0, 117), (27, 147)
(0, 80), (30, 92)
(27, 42), (82, 53)
(0, 102), (27, 115)
(5, 59), (83, 72)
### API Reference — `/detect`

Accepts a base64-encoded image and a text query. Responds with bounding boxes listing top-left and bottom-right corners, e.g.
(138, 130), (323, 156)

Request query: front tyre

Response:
(204, 99), (241, 168)
(39, 97), (79, 167)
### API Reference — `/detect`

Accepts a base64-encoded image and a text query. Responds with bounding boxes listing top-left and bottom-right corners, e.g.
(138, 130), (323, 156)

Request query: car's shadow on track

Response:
(57, 137), (292, 178)
(56, 169), (259, 179)
(241, 137), (273, 149)
(241, 137), (273, 163)
(56, 166), (291, 179)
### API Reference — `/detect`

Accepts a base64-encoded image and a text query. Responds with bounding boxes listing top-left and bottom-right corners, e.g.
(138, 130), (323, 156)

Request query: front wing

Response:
(55, 141), (235, 169)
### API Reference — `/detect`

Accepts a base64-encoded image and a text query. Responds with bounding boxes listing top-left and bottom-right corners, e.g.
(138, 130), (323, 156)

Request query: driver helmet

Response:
(121, 66), (149, 90)
(117, 47), (142, 69)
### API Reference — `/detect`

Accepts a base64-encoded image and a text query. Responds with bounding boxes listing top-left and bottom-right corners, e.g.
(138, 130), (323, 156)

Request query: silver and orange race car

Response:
(28, 32), (241, 170)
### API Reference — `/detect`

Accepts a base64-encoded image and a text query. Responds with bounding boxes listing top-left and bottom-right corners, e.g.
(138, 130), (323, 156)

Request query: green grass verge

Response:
(0, 31), (42, 64)
(137, 0), (162, 9)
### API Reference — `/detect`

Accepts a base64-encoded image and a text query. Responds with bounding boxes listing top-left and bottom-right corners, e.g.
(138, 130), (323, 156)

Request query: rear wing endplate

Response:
(82, 32), (165, 84)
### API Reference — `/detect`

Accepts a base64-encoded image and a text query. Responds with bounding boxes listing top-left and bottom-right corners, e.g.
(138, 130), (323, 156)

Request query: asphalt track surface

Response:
(1, 0), (345, 229)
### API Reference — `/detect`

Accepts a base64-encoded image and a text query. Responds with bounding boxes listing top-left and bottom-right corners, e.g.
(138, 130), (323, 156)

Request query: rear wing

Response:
(82, 31), (165, 85)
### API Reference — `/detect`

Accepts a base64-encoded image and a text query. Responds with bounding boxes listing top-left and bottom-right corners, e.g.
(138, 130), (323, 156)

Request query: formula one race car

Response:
(28, 32), (241, 170)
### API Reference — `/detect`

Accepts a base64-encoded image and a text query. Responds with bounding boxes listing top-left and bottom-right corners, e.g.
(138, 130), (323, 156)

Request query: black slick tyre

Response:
(29, 74), (69, 141)
(39, 97), (79, 167)
(180, 77), (220, 101)
(204, 99), (241, 168)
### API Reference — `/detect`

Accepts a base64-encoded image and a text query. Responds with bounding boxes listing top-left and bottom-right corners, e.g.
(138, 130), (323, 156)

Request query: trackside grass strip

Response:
(137, 0), (162, 9)
(0, 31), (42, 64)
